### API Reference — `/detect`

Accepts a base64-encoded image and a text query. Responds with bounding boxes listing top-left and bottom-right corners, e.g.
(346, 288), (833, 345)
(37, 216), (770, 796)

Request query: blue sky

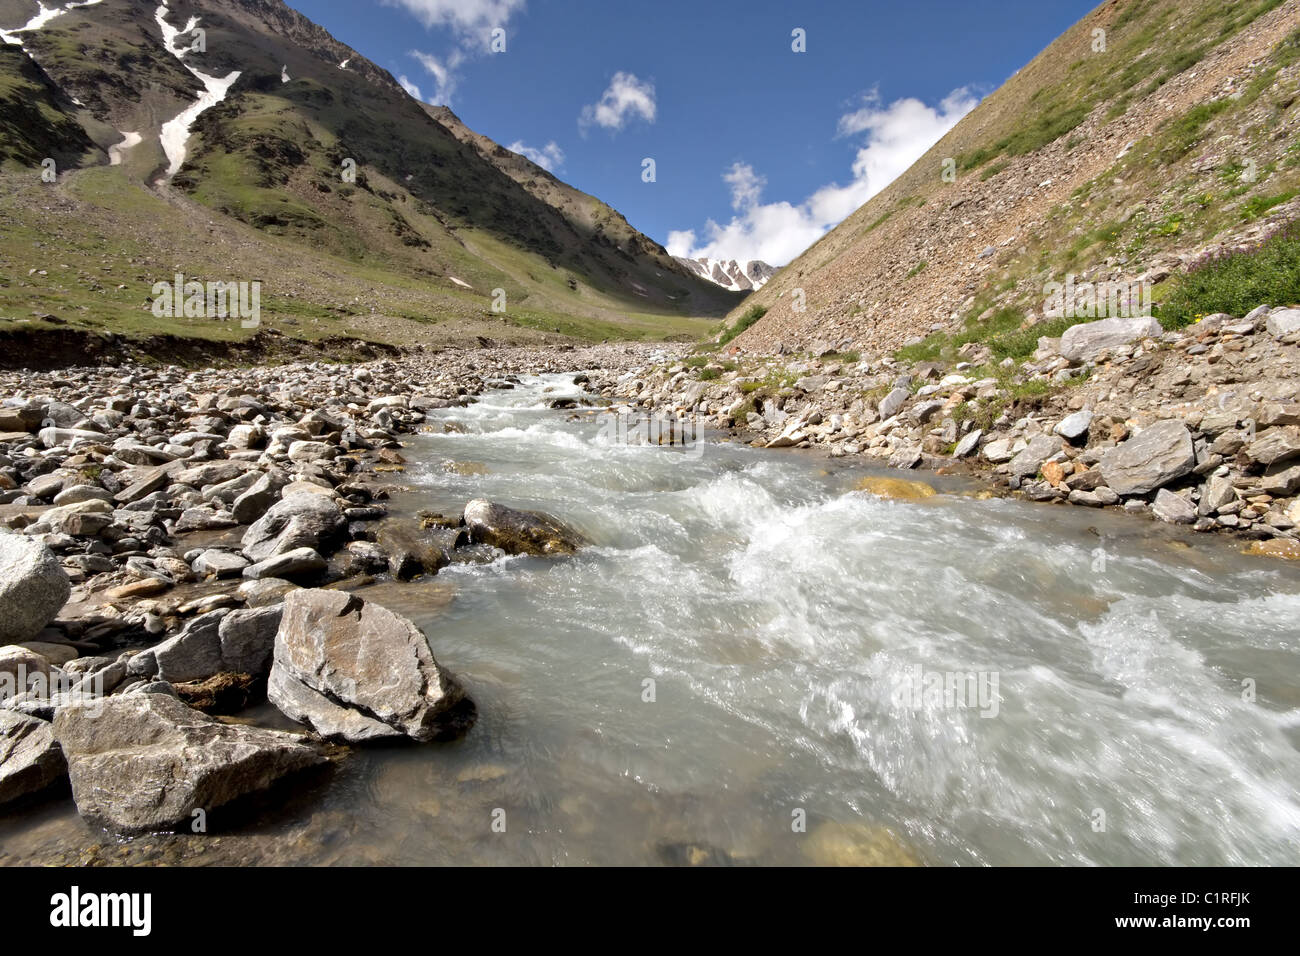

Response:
(289, 0), (1099, 265)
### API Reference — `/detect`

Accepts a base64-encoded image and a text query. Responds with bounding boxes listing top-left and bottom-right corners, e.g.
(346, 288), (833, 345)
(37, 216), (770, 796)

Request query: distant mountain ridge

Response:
(674, 256), (775, 292)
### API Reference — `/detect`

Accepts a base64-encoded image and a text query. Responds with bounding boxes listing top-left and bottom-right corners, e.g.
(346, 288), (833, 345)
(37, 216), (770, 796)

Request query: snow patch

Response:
(448, 276), (472, 289)
(154, 2), (241, 178)
(338, 58), (350, 69)
(280, 64), (290, 84)
(1, 0), (104, 50)
(108, 130), (141, 166)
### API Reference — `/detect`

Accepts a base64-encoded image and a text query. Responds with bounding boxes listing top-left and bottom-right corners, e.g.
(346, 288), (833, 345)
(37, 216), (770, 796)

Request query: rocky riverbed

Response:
(0, 344), (662, 834)
(0, 326), (1296, 859)
(587, 308), (1300, 559)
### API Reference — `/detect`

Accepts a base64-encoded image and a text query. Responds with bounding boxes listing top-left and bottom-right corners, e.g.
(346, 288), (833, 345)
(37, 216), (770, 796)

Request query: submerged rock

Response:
(268, 589), (471, 743)
(52, 694), (324, 834)
(853, 476), (936, 500)
(462, 498), (585, 556)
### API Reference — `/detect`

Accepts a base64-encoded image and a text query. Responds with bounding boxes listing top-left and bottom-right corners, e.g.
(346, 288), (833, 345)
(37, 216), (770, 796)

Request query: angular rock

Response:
(231, 469), (290, 525)
(877, 387), (909, 420)
(0, 533), (71, 644)
(193, 549), (250, 578)
(462, 499), (584, 557)
(241, 493), (344, 563)
(242, 547), (327, 580)
(0, 710), (66, 805)
(153, 610), (229, 683)
(1244, 428), (1300, 468)
(1098, 420), (1196, 496)
(1054, 410), (1093, 442)
(218, 605), (283, 677)
(268, 589), (468, 743)
(1008, 434), (1059, 478)
(52, 694), (323, 834)
(1152, 489), (1196, 524)
(1059, 317), (1163, 362)
(1264, 308), (1300, 339)
(953, 429), (982, 458)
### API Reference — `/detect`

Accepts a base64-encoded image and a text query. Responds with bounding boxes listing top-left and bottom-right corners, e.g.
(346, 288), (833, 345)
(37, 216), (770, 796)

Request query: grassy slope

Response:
(0, 0), (734, 349)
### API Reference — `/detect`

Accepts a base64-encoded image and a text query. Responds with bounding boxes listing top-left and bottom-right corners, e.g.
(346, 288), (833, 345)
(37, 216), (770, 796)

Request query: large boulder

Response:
(376, 519), (460, 580)
(1007, 434), (1059, 479)
(0, 710), (66, 805)
(231, 470), (289, 524)
(1264, 308), (1300, 339)
(1098, 420), (1196, 496)
(241, 493), (345, 563)
(268, 589), (469, 743)
(1245, 427), (1300, 468)
(462, 499), (585, 557)
(0, 533), (71, 644)
(53, 694), (323, 834)
(1059, 317), (1163, 362)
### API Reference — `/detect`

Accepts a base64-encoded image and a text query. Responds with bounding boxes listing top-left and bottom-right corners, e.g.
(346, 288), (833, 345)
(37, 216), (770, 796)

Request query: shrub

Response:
(1157, 220), (1300, 328)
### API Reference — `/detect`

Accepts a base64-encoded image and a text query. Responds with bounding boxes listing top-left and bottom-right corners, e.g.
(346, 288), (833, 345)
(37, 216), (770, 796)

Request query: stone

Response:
(1264, 308), (1300, 339)
(192, 549), (250, 578)
(1059, 317), (1163, 362)
(877, 387), (909, 420)
(0, 533), (70, 644)
(1008, 434), (1059, 478)
(953, 429), (982, 458)
(152, 610), (229, 683)
(218, 605), (283, 677)
(1199, 475), (1237, 515)
(1098, 420), (1196, 496)
(1152, 489), (1197, 524)
(238, 577), (300, 607)
(241, 493), (345, 563)
(1244, 428), (1300, 468)
(52, 694), (323, 834)
(0, 710), (66, 805)
(231, 471), (290, 525)
(853, 476), (936, 500)
(242, 547), (327, 580)
(982, 437), (1016, 463)
(268, 589), (470, 743)
(1054, 410), (1093, 442)
(462, 499), (584, 557)
(1260, 464), (1300, 497)
(377, 520), (453, 579)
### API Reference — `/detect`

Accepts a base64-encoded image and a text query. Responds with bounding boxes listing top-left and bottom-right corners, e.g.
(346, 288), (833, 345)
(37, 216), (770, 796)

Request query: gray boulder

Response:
(0, 533), (71, 644)
(1245, 428), (1300, 468)
(877, 387), (909, 420)
(1054, 410), (1093, 442)
(463, 499), (584, 557)
(231, 470), (290, 525)
(241, 493), (344, 562)
(52, 694), (323, 834)
(218, 605), (283, 677)
(953, 429), (982, 458)
(268, 589), (469, 743)
(1264, 308), (1300, 339)
(0, 710), (66, 805)
(242, 547), (327, 580)
(1152, 489), (1196, 524)
(1098, 420), (1195, 496)
(1008, 434), (1059, 478)
(1059, 317), (1163, 362)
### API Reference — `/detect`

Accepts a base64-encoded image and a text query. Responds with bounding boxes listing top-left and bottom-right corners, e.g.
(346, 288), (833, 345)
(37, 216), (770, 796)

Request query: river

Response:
(2, 372), (1297, 866)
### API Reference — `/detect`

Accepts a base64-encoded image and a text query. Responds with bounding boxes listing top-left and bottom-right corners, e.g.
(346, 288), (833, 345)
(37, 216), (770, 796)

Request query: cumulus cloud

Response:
(385, 0), (525, 36)
(507, 140), (565, 172)
(579, 72), (656, 133)
(670, 87), (979, 266)
(409, 49), (462, 105)
(396, 0), (524, 106)
(397, 74), (422, 101)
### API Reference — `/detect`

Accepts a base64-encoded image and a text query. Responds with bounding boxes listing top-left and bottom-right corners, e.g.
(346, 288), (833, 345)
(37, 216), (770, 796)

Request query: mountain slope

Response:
(725, 0), (1300, 355)
(0, 0), (738, 349)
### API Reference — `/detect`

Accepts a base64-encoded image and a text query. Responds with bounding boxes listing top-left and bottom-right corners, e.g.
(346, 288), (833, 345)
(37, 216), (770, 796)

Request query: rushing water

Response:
(3, 373), (1299, 866)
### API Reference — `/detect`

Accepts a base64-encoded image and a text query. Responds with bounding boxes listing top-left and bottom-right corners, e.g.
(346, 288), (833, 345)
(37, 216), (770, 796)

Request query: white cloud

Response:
(397, 74), (422, 101)
(671, 87), (979, 266)
(409, 49), (462, 105)
(396, 0), (524, 106)
(385, 0), (525, 36)
(579, 72), (655, 133)
(507, 139), (565, 172)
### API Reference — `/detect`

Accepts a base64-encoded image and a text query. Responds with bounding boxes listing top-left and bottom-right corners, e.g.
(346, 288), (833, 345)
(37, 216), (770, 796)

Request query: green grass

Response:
(906, 260), (928, 278)
(718, 304), (768, 345)
(1157, 222), (1300, 328)
(1242, 190), (1298, 220)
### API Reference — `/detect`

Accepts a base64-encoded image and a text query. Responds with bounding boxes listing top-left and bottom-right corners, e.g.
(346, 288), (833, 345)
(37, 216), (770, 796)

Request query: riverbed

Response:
(2, 372), (1297, 866)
